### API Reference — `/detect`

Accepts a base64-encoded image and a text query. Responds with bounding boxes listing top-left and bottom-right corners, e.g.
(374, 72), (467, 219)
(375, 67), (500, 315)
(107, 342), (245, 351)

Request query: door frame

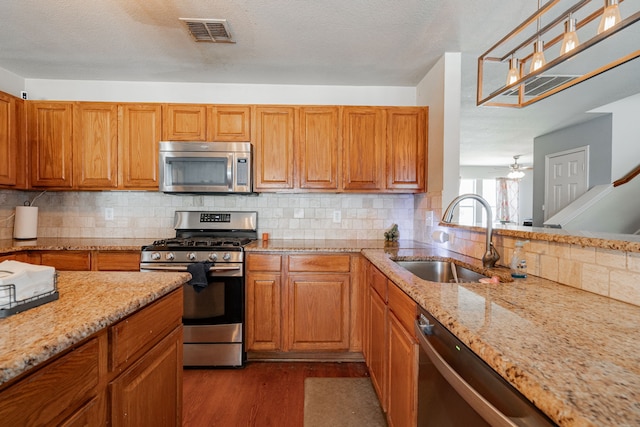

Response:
(543, 145), (589, 221)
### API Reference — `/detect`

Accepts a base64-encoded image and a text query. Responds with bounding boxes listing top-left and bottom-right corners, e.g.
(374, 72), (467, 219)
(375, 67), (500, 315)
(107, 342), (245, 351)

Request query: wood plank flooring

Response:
(182, 362), (370, 427)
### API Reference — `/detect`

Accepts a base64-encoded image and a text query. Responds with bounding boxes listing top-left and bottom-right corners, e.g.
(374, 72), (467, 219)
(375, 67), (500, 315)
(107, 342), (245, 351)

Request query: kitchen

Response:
(2, 0), (640, 426)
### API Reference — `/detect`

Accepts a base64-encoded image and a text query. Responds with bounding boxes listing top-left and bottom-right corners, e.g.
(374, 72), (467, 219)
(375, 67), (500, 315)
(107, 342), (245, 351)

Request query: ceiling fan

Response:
(507, 155), (532, 179)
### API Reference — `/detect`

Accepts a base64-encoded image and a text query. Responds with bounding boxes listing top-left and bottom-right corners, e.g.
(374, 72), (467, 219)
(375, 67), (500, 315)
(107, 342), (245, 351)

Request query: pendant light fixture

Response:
(529, 40), (547, 72)
(560, 15), (580, 55)
(529, 0), (546, 74)
(477, 0), (640, 108)
(598, 0), (622, 33)
(506, 57), (520, 86)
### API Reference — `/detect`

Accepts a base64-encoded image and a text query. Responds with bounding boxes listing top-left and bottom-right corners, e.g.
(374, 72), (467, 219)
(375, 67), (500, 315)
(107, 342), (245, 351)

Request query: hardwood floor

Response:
(183, 362), (370, 427)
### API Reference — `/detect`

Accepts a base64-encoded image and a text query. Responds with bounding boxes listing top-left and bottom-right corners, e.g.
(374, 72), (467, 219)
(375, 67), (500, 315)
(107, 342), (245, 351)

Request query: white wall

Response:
(415, 53), (461, 207)
(24, 79), (416, 106)
(591, 93), (640, 181)
(0, 66), (25, 97)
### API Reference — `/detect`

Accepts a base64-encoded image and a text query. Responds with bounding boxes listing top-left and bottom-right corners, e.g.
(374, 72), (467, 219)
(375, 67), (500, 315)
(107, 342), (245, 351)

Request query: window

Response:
(457, 179), (498, 226)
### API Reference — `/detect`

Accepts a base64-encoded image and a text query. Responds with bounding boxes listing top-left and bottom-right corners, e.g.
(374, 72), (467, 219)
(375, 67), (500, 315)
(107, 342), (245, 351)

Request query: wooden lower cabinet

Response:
(366, 261), (418, 427)
(21, 250), (140, 271)
(245, 252), (362, 357)
(369, 285), (388, 411)
(0, 288), (183, 427)
(110, 326), (182, 427)
(287, 273), (350, 351)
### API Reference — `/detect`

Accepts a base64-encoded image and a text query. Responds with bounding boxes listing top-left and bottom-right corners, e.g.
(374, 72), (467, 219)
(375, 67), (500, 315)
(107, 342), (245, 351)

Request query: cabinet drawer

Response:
(95, 251), (141, 271)
(246, 254), (282, 272)
(110, 288), (183, 372)
(0, 337), (100, 426)
(39, 251), (91, 270)
(288, 254), (350, 272)
(369, 265), (388, 302)
(388, 282), (417, 335)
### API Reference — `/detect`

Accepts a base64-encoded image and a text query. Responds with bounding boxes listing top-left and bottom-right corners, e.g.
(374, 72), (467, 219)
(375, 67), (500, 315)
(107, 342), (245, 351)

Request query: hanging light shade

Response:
(560, 17), (580, 55)
(477, 0), (640, 107)
(598, 0), (622, 34)
(506, 57), (520, 85)
(529, 40), (546, 73)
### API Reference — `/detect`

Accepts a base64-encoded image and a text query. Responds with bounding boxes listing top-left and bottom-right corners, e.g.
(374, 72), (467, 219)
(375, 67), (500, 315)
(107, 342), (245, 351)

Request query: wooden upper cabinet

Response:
(162, 104), (207, 141)
(253, 106), (295, 190)
(386, 107), (426, 192)
(73, 102), (118, 189)
(298, 106), (340, 190)
(118, 104), (162, 189)
(342, 107), (385, 191)
(208, 105), (251, 141)
(28, 102), (74, 188)
(0, 92), (16, 186)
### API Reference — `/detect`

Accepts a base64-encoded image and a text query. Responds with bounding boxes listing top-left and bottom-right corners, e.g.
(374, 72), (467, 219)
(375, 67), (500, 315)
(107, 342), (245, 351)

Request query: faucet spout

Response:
(442, 194), (500, 269)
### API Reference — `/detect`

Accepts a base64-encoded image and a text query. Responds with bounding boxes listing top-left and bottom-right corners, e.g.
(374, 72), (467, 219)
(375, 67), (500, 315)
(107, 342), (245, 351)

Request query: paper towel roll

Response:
(14, 206), (38, 240)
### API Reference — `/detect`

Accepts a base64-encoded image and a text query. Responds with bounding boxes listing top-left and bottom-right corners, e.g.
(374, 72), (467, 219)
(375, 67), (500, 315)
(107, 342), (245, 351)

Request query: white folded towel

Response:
(0, 261), (56, 308)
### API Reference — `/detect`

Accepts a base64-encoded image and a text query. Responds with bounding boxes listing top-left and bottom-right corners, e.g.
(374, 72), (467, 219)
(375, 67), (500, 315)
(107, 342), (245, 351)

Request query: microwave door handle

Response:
(227, 153), (233, 191)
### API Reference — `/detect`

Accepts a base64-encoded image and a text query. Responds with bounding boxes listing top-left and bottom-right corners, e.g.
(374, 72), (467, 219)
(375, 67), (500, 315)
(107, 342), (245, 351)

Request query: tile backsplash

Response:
(0, 190), (414, 240)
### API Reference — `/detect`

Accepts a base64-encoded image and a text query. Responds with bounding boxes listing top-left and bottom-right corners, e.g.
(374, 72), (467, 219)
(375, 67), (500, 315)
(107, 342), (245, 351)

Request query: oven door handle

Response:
(140, 265), (242, 272)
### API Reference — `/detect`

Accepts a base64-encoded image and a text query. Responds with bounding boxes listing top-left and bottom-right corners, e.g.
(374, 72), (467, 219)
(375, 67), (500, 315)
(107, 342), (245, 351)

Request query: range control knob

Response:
(165, 252), (175, 261)
(223, 253), (231, 261)
(151, 252), (161, 260)
(188, 252), (197, 261)
(208, 253), (218, 262)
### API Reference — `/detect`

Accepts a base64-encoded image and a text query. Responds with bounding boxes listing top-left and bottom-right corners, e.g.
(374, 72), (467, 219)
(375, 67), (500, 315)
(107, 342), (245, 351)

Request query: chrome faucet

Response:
(442, 194), (500, 268)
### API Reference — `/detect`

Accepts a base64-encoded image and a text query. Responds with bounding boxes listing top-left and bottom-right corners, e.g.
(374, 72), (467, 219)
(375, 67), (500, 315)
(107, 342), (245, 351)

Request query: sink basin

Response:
(395, 260), (489, 283)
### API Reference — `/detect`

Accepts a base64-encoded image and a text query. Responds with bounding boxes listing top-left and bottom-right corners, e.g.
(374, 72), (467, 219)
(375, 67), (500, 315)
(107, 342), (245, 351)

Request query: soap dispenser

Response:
(510, 240), (529, 278)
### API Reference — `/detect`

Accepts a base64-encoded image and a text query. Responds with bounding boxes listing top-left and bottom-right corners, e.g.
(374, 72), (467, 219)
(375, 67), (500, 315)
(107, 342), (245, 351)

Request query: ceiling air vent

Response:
(504, 75), (578, 97)
(179, 18), (235, 43)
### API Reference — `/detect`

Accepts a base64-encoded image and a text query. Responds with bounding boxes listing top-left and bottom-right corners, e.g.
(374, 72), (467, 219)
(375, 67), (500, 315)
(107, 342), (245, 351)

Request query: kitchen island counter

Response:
(363, 246), (640, 427)
(0, 270), (190, 386)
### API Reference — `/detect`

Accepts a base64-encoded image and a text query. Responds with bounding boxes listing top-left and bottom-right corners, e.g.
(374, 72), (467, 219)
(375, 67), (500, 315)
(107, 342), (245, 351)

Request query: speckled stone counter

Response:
(445, 223), (640, 253)
(363, 246), (640, 427)
(0, 270), (190, 386)
(0, 237), (150, 254)
(244, 238), (428, 252)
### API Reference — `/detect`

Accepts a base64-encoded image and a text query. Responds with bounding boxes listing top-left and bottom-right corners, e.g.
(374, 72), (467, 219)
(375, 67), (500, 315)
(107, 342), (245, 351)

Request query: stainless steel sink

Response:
(395, 260), (489, 283)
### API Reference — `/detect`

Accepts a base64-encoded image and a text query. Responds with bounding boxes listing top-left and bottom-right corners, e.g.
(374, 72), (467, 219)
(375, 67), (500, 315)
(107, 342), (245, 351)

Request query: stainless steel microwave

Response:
(159, 141), (252, 194)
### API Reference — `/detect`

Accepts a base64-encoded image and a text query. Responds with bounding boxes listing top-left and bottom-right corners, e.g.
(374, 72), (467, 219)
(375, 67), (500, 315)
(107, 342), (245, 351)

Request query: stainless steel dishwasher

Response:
(415, 307), (557, 426)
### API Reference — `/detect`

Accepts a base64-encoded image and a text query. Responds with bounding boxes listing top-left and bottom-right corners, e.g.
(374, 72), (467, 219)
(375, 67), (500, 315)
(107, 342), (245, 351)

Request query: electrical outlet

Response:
(105, 208), (114, 221)
(332, 210), (341, 223)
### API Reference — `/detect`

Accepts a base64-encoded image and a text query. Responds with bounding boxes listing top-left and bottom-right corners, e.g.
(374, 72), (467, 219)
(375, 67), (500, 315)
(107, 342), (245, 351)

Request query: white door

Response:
(544, 146), (589, 221)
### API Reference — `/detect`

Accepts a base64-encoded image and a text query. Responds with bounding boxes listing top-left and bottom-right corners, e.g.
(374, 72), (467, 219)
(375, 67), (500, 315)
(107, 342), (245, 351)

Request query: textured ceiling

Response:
(0, 0), (638, 169)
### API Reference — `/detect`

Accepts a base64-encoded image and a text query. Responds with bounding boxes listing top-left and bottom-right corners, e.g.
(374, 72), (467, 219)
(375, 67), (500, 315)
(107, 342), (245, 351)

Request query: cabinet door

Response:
(253, 106), (295, 190)
(110, 326), (182, 427)
(246, 272), (282, 351)
(298, 106), (340, 190)
(28, 102), (74, 188)
(369, 288), (388, 411)
(73, 102), (118, 189)
(387, 311), (418, 427)
(119, 104), (162, 189)
(209, 105), (251, 141)
(37, 251), (92, 271)
(94, 251), (141, 271)
(287, 273), (350, 351)
(162, 104), (207, 141)
(0, 92), (16, 186)
(342, 107), (385, 191)
(386, 107), (426, 192)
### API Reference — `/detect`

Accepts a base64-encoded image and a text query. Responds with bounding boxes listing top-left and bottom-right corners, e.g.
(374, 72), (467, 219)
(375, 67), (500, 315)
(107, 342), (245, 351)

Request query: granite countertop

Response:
(0, 237), (152, 254)
(0, 270), (190, 387)
(244, 238), (428, 252)
(363, 246), (640, 427)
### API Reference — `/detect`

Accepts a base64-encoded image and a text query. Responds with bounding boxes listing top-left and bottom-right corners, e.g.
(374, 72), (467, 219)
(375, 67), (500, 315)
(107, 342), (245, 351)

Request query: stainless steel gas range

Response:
(140, 211), (257, 368)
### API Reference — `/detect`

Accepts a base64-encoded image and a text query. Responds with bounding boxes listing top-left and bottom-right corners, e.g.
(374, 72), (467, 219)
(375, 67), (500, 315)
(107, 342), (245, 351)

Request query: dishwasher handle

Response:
(415, 318), (518, 427)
